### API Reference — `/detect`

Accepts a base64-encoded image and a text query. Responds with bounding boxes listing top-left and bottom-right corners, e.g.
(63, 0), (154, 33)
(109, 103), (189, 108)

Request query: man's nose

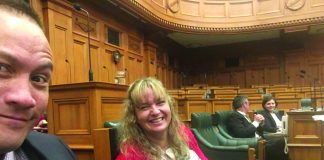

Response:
(4, 79), (36, 108)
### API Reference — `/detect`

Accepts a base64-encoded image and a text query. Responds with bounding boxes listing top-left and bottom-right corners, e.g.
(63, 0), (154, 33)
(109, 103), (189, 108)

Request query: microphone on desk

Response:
(73, 3), (93, 81)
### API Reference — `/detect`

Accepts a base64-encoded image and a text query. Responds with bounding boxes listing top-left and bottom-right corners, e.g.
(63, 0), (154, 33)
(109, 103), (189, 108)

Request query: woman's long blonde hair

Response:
(118, 77), (190, 159)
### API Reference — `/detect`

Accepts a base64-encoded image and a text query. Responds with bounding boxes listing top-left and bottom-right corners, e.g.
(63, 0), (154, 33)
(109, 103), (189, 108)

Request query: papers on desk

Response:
(312, 115), (324, 121)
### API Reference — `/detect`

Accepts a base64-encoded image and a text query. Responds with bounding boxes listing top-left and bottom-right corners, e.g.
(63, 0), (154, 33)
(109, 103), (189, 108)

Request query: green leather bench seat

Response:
(191, 112), (255, 160)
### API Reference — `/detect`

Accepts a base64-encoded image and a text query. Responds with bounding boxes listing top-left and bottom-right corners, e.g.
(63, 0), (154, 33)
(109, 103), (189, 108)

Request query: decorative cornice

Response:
(116, 0), (324, 34)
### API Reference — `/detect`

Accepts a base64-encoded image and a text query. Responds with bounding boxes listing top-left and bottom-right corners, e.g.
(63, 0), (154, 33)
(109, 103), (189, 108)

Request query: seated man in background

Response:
(227, 95), (264, 138)
(227, 95), (287, 160)
(0, 0), (75, 159)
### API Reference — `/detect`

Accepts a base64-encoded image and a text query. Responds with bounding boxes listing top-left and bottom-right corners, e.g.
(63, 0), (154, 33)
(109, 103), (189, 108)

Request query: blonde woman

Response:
(117, 77), (207, 160)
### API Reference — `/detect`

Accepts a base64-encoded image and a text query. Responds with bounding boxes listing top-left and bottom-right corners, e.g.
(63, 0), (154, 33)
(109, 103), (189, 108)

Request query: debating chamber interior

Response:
(26, 0), (324, 159)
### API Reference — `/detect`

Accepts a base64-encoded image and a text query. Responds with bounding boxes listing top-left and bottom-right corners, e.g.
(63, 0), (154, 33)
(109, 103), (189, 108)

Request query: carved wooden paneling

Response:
(105, 49), (119, 83)
(98, 51), (110, 83)
(285, 51), (306, 86)
(74, 151), (93, 160)
(277, 98), (300, 111)
(46, 8), (73, 84)
(177, 99), (188, 121)
(217, 72), (231, 85)
(249, 101), (262, 111)
(165, 68), (173, 89)
(128, 35), (142, 54)
(72, 35), (89, 83)
(187, 100), (212, 120)
(53, 98), (90, 134)
(126, 54), (144, 83)
(72, 13), (98, 40)
(232, 71), (246, 87)
(212, 100), (232, 112)
(288, 147), (321, 160)
(144, 42), (157, 77)
(287, 111), (324, 160)
(291, 119), (321, 144)
(308, 63), (320, 83)
(267, 67), (280, 85)
(101, 97), (125, 121)
(157, 64), (167, 85)
(90, 44), (100, 81)
(246, 69), (265, 87)
(48, 82), (128, 160)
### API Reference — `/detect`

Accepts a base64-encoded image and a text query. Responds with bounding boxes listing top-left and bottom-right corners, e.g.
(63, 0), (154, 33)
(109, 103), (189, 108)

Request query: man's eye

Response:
(0, 64), (10, 73)
(31, 74), (49, 85)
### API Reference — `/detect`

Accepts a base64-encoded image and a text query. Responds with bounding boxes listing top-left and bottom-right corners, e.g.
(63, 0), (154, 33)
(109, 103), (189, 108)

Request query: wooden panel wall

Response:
(183, 35), (324, 88)
(40, 0), (180, 87)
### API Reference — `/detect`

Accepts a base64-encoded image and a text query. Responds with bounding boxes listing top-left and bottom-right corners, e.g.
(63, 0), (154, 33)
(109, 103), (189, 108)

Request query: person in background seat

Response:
(227, 95), (287, 160)
(117, 77), (207, 160)
(258, 94), (288, 160)
(258, 94), (283, 133)
(227, 95), (264, 138)
(0, 0), (75, 159)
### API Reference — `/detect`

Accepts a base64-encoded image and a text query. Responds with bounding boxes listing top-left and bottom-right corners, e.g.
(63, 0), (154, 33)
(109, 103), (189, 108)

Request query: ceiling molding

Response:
(109, 0), (324, 34)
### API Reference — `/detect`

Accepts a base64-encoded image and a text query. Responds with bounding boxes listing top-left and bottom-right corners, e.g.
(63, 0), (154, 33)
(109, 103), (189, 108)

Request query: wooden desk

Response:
(287, 111), (324, 160)
(48, 82), (128, 160)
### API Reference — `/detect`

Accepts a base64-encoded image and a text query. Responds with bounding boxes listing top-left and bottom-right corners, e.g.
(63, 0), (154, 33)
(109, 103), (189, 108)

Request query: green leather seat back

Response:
(300, 98), (312, 109)
(191, 112), (222, 146)
(191, 112), (251, 160)
(215, 111), (259, 148)
(103, 121), (120, 159)
(214, 111), (234, 139)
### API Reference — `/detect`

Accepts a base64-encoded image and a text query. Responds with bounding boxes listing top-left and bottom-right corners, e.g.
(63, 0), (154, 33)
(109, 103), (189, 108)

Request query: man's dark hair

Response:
(232, 95), (248, 110)
(0, 0), (42, 27)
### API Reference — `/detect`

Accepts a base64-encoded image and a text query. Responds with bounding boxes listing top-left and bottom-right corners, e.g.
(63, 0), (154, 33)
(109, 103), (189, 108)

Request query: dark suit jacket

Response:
(226, 111), (262, 138)
(21, 131), (76, 160)
(258, 110), (282, 133)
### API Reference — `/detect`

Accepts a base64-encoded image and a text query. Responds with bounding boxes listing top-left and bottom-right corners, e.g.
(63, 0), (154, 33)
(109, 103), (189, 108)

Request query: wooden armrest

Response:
(248, 148), (256, 160)
(93, 128), (111, 160)
(258, 139), (267, 160)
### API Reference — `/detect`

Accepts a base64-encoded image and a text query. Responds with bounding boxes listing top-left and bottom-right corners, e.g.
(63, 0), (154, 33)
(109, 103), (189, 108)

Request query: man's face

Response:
(242, 99), (250, 113)
(0, 10), (53, 153)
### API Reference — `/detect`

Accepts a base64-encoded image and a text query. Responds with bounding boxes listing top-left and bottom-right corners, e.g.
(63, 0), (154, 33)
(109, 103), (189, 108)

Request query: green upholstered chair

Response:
(191, 112), (256, 160)
(214, 111), (260, 147)
(300, 98), (313, 110)
(214, 111), (266, 160)
(103, 121), (120, 160)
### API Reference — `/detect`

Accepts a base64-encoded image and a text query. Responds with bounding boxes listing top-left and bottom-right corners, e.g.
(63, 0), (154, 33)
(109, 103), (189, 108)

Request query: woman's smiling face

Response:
(135, 88), (171, 137)
(264, 99), (276, 112)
